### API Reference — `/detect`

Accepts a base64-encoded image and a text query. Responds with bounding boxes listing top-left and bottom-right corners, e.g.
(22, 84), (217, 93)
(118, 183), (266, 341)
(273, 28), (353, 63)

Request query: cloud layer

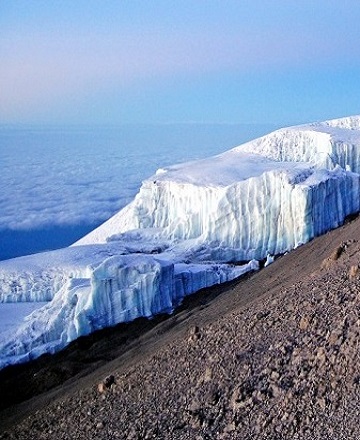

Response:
(0, 124), (276, 232)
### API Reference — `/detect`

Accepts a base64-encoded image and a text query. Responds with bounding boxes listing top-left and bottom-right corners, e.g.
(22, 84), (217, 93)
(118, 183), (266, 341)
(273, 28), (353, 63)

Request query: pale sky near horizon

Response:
(1, 0), (360, 126)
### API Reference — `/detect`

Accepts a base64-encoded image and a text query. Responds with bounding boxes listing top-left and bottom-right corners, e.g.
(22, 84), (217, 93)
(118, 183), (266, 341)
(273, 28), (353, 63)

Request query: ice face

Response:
(75, 160), (360, 262)
(0, 253), (253, 369)
(2, 115), (360, 368)
(238, 117), (360, 172)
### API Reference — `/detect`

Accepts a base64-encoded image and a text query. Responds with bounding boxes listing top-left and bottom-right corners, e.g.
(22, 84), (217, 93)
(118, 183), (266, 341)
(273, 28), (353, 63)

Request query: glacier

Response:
(1, 115), (360, 368)
(76, 116), (360, 260)
(0, 249), (254, 367)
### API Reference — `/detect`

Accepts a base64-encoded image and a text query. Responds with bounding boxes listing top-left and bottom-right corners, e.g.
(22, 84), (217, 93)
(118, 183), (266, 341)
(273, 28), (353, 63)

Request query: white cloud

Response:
(0, 148), (137, 230)
(0, 125), (245, 231)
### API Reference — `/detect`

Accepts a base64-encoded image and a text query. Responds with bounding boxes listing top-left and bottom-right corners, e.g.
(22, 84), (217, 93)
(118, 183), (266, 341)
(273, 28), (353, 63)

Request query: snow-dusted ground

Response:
(1, 115), (360, 369)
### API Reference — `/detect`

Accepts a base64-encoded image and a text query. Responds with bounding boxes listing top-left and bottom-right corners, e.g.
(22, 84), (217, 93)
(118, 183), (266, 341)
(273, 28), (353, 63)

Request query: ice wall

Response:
(0, 243), (133, 303)
(76, 117), (360, 262)
(0, 255), (254, 368)
(239, 117), (360, 172)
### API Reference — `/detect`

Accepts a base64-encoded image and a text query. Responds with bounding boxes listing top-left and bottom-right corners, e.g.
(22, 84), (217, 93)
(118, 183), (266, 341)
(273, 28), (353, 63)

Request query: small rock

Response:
(318, 398), (326, 410)
(189, 325), (200, 336)
(299, 316), (310, 330)
(349, 265), (359, 279)
(353, 375), (360, 385)
(224, 422), (236, 433)
(96, 421), (105, 429)
(331, 244), (345, 261)
(104, 374), (116, 388)
(270, 370), (280, 381)
(328, 330), (341, 345)
(316, 347), (326, 366)
(187, 401), (201, 414)
(269, 384), (283, 398)
(256, 310), (270, 320)
(98, 374), (116, 393)
(188, 326), (201, 342)
(203, 367), (212, 383)
(206, 386), (222, 405)
(98, 383), (106, 393)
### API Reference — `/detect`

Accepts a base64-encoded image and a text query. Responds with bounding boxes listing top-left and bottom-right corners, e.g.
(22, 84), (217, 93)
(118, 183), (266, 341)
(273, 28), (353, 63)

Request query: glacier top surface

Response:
(153, 151), (312, 186)
(0, 240), (170, 273)
(148, 115), (360, 187)
(270, 115), (360, 144)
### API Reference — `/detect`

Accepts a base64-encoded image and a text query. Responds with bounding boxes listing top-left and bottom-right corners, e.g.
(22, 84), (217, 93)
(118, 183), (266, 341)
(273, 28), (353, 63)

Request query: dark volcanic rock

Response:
(2, 217), (360, 439)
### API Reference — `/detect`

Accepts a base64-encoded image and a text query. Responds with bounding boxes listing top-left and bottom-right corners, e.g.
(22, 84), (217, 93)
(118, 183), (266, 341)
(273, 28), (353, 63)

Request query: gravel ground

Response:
(1, 216), (360, 439)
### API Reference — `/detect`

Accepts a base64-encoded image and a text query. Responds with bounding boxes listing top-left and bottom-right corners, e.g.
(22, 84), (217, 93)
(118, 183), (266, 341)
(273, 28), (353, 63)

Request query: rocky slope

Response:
(1, 215), (360, 439)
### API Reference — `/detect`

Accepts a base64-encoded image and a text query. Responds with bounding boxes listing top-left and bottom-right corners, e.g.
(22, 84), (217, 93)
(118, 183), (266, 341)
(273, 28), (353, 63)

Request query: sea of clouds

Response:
(0, 123), (277, 260)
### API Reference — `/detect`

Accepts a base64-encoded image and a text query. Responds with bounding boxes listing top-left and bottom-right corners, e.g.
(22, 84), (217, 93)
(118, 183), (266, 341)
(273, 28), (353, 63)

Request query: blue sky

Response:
(1, 0), (360, 126)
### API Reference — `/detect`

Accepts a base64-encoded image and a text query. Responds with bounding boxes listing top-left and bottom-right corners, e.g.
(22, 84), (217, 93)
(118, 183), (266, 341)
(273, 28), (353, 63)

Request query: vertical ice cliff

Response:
(76, 116), (360, 261)
(81, 165), (360, 262)
(0, 252), (253, 368)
